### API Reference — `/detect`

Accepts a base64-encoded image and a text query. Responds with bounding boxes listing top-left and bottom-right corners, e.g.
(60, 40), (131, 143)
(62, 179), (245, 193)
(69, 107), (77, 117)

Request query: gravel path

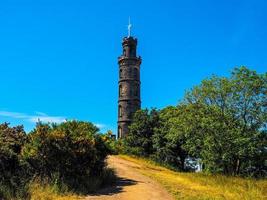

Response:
(85, 156), (174, 200)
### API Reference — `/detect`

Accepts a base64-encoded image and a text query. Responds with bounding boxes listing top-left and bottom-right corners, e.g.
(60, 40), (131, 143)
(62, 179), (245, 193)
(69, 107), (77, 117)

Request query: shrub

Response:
(102, 130), (124, 155)
(0, 123), (30, 199)
(21, 120), (110, 193)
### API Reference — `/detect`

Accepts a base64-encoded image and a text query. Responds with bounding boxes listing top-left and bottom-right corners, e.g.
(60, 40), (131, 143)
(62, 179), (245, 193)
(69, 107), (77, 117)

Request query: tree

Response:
(124, 109), (159, 157)
(183, 67), (267, 176)
(179, 103), (244, 174)
(152, 106), (189, 171)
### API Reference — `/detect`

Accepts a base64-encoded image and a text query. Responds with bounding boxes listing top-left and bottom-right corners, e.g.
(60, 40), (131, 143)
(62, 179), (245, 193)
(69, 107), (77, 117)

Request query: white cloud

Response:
(29, 116), (66, 123)
(0, 110), (66, 124)
(94, 123), (106, 129)
(0, 111), (28, 119)
(0, 111), (108, 131)
(34, 111), (48, 116)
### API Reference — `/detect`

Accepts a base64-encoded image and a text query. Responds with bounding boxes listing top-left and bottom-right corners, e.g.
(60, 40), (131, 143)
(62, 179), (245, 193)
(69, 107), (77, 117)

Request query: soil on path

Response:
(85, 156), (174, 200)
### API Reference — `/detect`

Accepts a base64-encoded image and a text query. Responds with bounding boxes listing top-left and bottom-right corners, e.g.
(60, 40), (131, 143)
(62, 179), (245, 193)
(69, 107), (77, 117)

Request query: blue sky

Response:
(0, 0), (266, 133)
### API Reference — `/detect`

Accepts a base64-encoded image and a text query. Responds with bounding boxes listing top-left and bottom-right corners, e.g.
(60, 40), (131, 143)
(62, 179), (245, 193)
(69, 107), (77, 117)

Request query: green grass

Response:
(119, 155), (267, 200)
(29, 167), (116, 200)
(29, 182), (82, 200)
(0, 167), (116, 200)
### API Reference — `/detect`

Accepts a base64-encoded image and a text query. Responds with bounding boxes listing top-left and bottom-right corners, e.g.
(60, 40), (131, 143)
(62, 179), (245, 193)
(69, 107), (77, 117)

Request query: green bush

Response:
(0, 123), (30, 199)
(21, 120), (110, 193)
(0, 121), (113, 199)
(102, 130), (124, 155)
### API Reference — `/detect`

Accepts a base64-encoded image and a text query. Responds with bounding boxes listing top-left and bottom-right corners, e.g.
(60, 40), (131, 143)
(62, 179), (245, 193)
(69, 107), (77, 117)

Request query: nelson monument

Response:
(117, 22), (141, 138)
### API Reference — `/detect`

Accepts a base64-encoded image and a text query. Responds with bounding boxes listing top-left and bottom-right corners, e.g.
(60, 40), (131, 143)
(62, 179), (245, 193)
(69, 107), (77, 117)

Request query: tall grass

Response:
(28, 167), (116, 200)
(29, 182), (81, 200)
(0, 182), (30, 200)
(0, 167), (116, 200)
(119, 155), (267, 200)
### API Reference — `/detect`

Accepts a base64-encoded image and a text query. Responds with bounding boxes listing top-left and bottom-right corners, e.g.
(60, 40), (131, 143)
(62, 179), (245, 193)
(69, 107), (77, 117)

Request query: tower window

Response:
(119, 85), (122, 97)
(134, 84), (138, 96)
(134, 68), (138, 79)
(118, 126), (122, 138)
(130, 87), (133, 96)
(130, 46), (136, 57)
(119, 105), (122, 117)
(120, 69), (122, 78)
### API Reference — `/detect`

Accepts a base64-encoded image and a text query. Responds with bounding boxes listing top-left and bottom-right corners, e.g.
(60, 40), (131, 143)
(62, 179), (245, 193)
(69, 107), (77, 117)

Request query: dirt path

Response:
(85, 156), (174, 200)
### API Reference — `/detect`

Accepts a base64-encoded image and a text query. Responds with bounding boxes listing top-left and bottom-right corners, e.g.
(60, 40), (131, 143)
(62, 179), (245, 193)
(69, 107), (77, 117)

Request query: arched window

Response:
(118, 126), (122, 138)
(119, 85), (122, 97)
(120, 69), (123, 78)
(134, 84), (138, 96)
(129, 46), (136, 57)
(119, 105), (122, 117)
(134, 68), (138, 79)
(130, 87), (133, 96)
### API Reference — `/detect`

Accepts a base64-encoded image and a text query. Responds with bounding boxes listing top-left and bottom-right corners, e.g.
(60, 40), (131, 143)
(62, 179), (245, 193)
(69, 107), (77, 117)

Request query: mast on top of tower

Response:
(127, 17), (132, 37)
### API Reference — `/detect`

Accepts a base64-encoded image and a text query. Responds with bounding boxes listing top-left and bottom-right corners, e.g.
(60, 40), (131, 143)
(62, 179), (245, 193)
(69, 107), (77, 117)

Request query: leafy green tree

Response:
(152, 106), (189, 171)
(179, 103), (242, 174)
(122, 67), (266, 177)
(183, 67), (267, 176)
(124, 109), (159, 157)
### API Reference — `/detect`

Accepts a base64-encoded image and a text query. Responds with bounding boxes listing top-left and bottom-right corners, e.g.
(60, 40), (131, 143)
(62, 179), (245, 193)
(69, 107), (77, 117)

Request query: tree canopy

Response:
(125, 67), (267, 177)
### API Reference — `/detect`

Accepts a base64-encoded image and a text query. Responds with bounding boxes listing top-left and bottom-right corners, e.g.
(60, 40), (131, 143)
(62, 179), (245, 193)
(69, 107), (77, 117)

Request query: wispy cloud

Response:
(34, 111), (48, 116)
(0, 111), (66, 124)
(28, 116), (66, 124)
(94, 123), (106, 129)
(0, 110), (109, 132)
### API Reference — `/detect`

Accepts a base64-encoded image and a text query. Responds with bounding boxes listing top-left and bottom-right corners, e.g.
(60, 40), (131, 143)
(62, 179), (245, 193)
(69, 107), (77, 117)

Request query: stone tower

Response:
(117, 36), (141, 138)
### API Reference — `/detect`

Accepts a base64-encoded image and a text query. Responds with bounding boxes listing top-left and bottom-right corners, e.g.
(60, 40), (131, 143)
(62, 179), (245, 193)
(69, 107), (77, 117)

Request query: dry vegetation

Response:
(119, 155), (267, 200)
(29, 182), (82, 200)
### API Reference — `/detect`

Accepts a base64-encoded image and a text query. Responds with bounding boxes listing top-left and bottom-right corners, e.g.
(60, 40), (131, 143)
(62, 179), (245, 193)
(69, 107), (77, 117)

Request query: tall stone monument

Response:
(117, 24), (141, 138)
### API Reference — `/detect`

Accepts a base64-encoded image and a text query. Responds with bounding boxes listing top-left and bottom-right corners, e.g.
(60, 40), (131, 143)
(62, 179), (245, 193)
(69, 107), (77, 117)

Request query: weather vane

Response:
(128, 17), (132, 37)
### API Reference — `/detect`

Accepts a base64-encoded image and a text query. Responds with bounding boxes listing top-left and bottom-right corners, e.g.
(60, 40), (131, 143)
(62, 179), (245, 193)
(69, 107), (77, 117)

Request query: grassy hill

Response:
(118, 155), (267, 200)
